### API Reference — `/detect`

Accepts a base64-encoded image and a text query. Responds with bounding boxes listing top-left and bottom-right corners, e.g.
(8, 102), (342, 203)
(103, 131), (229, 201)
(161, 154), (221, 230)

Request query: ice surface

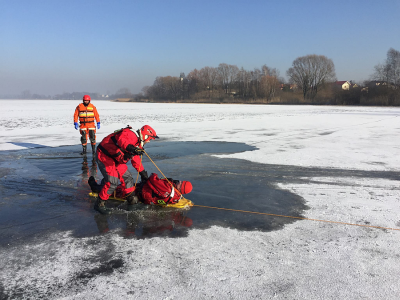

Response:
(0, 100), (400, 299)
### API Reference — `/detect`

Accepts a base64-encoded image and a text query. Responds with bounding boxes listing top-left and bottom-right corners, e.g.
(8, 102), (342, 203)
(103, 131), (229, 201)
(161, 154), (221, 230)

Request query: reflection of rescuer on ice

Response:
(91, 125), (158, 214)
(95, 210), (193, 236)
(73, 95), (100, 155)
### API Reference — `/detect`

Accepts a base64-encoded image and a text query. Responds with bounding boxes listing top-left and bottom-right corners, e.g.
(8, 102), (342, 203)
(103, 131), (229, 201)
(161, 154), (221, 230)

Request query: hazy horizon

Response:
(1, 0), (399, 96)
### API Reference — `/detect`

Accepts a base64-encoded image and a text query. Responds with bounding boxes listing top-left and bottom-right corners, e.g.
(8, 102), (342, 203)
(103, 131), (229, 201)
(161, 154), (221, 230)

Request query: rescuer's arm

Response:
(93, 106), (100, 129)
(131, 155), (145, 173)
(74, 106), (79, 129)
(126, 144), (144, 156)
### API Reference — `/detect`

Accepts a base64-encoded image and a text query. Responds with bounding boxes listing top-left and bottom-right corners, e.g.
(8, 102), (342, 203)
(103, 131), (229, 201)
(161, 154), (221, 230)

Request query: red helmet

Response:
(83, 95), (91, 102)
(180, 181), (192, 194)
(140, 125), (159, 143)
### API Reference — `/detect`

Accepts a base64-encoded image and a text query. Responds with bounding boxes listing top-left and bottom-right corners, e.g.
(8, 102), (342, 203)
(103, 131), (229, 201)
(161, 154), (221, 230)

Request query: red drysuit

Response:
(139, 173), (182, 205)
(96, 127), (145, 200)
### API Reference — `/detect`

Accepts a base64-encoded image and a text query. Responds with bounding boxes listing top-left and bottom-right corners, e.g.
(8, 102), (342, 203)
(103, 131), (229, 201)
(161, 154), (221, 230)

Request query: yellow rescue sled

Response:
(89, 192), (194, 209)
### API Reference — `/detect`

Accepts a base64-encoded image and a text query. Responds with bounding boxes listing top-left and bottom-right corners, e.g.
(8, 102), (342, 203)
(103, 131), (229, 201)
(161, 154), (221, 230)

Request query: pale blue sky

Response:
(1, 0), (399, 95)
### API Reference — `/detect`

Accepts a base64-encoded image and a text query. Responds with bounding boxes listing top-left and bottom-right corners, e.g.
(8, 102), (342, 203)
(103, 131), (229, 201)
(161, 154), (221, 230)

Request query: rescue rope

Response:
(193, 204), (400, 231)
(142, 150), (400, 232)
(142, 150), (183, 198)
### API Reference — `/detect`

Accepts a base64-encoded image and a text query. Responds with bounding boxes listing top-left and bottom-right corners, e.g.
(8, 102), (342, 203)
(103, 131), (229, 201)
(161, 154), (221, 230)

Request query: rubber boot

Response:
(81, 145), (87, 155)
(94, 198), (111, 215)
(88, 176), (100, 193)
(91, 144), (96, 155)
(126, 194), (139, 211)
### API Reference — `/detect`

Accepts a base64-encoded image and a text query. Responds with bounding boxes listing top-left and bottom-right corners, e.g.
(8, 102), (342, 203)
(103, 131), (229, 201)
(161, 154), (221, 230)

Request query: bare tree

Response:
(237, 67), (251, 98)
(228, 64), (239, 93)
(260, 75), (280, 100)
(386, 48), (400, 87)
(163, 76), (181, 100)
(199, 67), (218, 98)
(218, 63), (230, 93)
(251, 68), (262, 98)
(146, 77), (180, 100)
(141, 86), (150, 97)
(372, 63), (391, 82)
(372, 48), (400, 87)
(258, 65), (280, 100)
(287, 54), (336, 100)
(186, 69), (201, 98)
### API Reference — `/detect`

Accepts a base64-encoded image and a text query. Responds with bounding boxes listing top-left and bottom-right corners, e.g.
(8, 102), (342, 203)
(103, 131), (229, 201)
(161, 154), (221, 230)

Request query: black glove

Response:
(140, 170), (149, 183)
(123, 152), (133, 160)
(126, 144), (144, 156)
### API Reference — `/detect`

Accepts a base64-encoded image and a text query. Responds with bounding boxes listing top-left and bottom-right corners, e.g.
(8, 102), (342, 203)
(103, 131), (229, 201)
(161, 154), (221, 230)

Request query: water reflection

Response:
(93, 209), (193, 238)
(81, 156), (97, 181)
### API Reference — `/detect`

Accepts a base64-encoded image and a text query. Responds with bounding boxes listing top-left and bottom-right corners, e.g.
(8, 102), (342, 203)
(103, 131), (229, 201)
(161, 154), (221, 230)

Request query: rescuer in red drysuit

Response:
(73, 95), (100, 155)
(92, 125), (158, 214)
(138, 173), (193, 206)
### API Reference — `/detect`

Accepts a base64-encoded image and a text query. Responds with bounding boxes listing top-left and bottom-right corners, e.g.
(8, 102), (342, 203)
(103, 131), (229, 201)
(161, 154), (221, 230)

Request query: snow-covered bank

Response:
(1, 100), (400, 299)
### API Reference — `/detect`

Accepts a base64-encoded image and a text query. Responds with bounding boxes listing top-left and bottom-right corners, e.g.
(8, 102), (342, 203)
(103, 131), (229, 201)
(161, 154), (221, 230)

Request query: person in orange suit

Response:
(74, 95), (100, 155)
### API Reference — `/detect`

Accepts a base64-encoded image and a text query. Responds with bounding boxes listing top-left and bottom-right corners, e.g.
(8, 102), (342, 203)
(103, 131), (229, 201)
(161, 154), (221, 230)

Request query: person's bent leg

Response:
(95, 156), (119, 214)
(118, 164), (138, 210)
(97, 159), (119, 200)
(118, 164), (135, 197)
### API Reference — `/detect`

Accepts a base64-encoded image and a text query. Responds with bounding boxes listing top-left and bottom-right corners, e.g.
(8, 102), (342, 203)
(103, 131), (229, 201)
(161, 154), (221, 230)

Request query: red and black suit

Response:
(96, 127), (144, 200)
(139, 173), (182, 205)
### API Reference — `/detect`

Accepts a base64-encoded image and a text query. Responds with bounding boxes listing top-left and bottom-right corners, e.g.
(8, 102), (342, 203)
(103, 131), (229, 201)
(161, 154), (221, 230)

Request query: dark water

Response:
(1, 141), (398, 246)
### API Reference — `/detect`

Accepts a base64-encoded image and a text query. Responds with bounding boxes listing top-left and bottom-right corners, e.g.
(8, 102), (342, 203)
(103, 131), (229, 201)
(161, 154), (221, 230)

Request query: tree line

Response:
(138, 48), (400, 106)
(2, 90), (133, 101)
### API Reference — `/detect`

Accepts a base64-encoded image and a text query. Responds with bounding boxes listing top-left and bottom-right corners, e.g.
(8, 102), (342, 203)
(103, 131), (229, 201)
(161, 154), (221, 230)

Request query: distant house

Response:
(365, 80), (396, 91)
(334, 81), (351, 90)
(367, 81), (388, 87)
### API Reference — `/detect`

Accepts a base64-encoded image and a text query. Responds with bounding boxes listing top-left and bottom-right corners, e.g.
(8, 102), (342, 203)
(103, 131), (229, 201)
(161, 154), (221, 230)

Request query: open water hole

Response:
(1, 140), (398, 246)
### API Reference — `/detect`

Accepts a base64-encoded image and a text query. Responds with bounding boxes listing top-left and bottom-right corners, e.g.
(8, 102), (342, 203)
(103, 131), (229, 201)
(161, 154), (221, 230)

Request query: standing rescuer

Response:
(93, 125), (158, 214)
(74, 95), (100, 155)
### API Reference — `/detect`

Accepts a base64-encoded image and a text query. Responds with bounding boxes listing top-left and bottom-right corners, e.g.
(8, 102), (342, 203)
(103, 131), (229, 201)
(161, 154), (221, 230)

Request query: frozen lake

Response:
(1, 100), (400, 299)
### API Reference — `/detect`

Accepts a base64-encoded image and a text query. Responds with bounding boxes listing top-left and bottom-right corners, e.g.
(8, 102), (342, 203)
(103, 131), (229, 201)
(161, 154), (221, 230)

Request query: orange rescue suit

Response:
(74, 103), (100, 130)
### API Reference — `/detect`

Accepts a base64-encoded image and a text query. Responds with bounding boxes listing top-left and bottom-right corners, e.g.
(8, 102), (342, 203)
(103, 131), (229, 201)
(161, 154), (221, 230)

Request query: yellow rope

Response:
(194, 204), (400, 231)
(143, 150), (183, 198)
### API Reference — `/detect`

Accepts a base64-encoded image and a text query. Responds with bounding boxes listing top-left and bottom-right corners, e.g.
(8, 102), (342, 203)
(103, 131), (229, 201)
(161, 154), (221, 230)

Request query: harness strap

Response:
(110, 132), (131, 157)
(97, 144), (121, 163)
(79, 120), (95, 124)
(111, 135), (119, 147)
